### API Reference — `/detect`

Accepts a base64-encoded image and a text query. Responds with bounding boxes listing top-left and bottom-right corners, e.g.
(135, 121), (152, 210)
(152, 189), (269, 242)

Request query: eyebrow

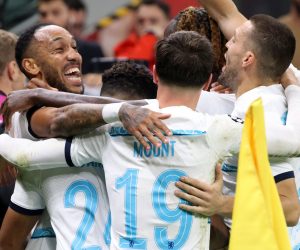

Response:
(49, 36), (76, 46)
(50, 36), (63, 43)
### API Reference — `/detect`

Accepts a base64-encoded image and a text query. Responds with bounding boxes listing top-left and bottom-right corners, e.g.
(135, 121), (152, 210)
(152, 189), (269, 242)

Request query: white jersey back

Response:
(69, 104), (226, 250)
(10, 111), (111, 250)
(196, 91), (235, 115)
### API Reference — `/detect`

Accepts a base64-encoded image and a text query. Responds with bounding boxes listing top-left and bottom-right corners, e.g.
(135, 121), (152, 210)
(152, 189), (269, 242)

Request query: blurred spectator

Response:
(38, 0), (104, 75)
(279, 0), (300, 68)
(0, 30), (25, 132)
(114, 0), (170, 69)
(1, 0), (36, 30)
(0, 29), (25, 227)
(66, 0), (87, 39)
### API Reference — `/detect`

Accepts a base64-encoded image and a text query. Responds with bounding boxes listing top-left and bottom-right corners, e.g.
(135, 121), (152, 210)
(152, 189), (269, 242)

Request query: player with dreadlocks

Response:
(165, 7), (227, 91)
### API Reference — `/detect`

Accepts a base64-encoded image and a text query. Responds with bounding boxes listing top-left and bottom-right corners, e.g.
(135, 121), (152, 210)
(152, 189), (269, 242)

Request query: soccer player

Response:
(0, 24), (164, 250)
(0, 23), (109, 250)
(174, 0), (300, 245)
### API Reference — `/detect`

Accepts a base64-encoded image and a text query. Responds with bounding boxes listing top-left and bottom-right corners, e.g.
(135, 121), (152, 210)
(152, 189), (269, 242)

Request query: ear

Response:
(242, 51), (255, 68)
(22, 58), (42, 78)
(153, 65), (159, 85)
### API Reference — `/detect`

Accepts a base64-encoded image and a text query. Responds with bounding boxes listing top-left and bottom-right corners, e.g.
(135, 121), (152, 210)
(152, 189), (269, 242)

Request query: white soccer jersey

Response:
(196, 91), (235, 115)
(10, 110), (111, 250)
(66, 102), (242, 250)
(221, 84), (295, 227)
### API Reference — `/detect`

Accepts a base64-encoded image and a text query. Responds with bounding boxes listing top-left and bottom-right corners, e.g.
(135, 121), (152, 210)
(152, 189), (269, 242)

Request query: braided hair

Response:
(167, 7), (227, 88)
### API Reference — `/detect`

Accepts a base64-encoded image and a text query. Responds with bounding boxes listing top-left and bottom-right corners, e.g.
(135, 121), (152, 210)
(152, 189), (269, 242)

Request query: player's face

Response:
(136, 5), (169, 36)
(34, 25), (83, 94)
(218, 21), (252, 92)
(38, 0), (69, 28)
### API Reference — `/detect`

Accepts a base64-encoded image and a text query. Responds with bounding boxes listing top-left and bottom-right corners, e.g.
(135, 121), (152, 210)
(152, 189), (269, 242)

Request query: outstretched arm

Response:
(27, 102), (171, 148)
(199, 0), (247, 39)
(1, 87), (147, 129)
(38, 103), (170, 148)
(207, 84), (300, 158)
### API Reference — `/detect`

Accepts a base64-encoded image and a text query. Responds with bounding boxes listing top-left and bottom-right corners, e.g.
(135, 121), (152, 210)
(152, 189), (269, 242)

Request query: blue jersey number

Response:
(116, 169), (147, 249)
(152, 170), (192, 249)
(64, 180), (101, 250)
(116, 169), (192, 249)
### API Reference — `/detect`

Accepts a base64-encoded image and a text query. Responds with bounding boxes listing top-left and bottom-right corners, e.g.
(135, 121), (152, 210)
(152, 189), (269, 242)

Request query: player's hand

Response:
(174, 163), (224, 216)
(210, 82), (232, 94)
(27, 78), (58, 91)
(280, 68), (299, 89)
(0, 157), (17, 187)
(119, 103), (172, 149)
(0, 89), (37, 130)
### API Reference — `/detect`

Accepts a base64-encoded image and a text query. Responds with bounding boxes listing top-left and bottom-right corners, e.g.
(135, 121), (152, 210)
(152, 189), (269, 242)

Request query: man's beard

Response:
(40, 62), (75, 93)
(217, 66), (239, 91)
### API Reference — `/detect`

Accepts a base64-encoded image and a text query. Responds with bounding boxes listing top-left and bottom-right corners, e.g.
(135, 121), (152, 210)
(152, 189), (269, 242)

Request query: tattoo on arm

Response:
(51, 104), (105, 137)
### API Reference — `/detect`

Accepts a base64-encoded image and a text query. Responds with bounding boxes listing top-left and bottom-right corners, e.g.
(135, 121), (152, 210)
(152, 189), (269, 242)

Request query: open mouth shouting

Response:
(64, 65), (82, 85)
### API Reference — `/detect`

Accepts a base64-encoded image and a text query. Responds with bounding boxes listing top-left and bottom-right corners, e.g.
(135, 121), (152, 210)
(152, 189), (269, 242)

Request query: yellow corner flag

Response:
(229, 98), (291, 250)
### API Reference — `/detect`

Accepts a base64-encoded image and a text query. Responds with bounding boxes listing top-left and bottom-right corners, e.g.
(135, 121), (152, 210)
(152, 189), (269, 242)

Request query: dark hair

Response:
(15, 23), (48, 78)
(139, 0), (170, 19)
(0, 30), (18, 74)
(65, 0), (86, 11)
(38, 0), (68, 5)
(165, 7), (227, 84)
(156, 31), (214, 88)
(101, 62), (157, 99)
(249, 14), (295, 79)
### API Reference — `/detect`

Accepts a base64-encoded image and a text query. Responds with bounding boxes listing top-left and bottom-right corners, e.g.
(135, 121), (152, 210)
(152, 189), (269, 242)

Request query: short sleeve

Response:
(10, 176), (45, 215)
(66, 131), (108, 167)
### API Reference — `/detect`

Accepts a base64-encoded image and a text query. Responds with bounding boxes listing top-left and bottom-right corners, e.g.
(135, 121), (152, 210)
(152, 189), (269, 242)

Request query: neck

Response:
(0, 76), (12, 95)
(235, 74), (276, 98)
(156, 83), (201, 110)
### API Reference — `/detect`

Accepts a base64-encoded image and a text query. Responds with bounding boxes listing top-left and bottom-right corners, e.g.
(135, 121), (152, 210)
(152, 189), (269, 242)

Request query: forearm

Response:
(280, 195), (300, 226)
(0, 208), (39, 250)
(265, 85), (300, 157)
(32, 88), (148, 108)
(0, 134), (67, 171)
(50, 103), (109, 137)
(50, 101), (155, 137)
(277, 178), (300, 226)
(199, 0), (246, 39)
(32, 88), (121, 107)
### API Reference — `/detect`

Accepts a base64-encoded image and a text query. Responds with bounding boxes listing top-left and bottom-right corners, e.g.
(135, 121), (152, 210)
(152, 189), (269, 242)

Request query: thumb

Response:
(157, 113), (171, 120)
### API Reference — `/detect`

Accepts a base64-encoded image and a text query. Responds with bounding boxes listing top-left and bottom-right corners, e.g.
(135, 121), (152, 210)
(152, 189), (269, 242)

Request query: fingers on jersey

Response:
(175, 164), (224, 216)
